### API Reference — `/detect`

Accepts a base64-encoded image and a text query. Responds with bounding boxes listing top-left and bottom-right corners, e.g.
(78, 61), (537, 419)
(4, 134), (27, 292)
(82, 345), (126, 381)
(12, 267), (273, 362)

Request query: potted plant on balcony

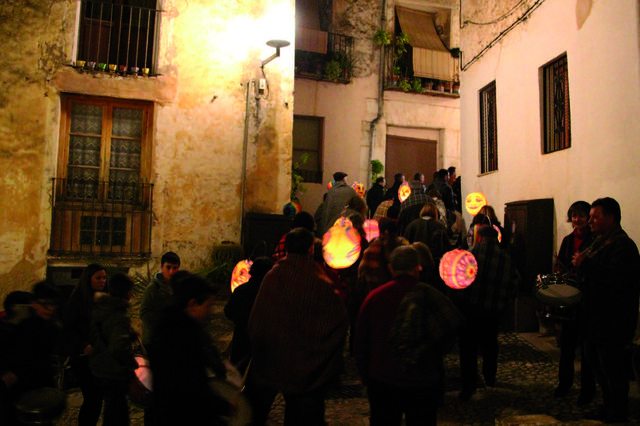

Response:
(411, 78), (424, 94)
(373, 29), (392, 46)
(443, 80), (453, 93)
(324, 51), (352, 82)
(453, 80), (460, 94)
(398, 78), (411, 92)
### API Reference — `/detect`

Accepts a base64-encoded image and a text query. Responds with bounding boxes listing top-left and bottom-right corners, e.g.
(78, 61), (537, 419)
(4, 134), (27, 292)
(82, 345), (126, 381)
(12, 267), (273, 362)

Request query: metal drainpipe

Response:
(368, 0), (387, 188)
(240, 80), (252, 245)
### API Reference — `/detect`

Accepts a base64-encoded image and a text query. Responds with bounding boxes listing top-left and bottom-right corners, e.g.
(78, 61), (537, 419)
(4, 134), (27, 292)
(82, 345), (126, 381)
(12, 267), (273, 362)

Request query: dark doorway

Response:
(385, 135), (437, 185)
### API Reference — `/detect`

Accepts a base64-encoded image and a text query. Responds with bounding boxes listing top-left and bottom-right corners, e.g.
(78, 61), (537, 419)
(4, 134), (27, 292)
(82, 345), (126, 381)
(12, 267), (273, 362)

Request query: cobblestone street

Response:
(55, 299), (640, 425)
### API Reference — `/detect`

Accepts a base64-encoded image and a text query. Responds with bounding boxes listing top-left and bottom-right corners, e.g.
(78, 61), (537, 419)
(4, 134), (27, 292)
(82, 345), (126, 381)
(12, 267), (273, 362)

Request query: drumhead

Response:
(209, 379), (252, 426)
(16, 387), (66, 425)
(134, 355), (153, 391)
(536, 284), (582, 307)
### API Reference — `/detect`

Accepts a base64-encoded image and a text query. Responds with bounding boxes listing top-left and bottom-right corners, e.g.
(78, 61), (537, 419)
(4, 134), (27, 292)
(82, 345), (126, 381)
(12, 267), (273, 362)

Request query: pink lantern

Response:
(351, 181), (365, 198)
(231, 259), (253, 293)
(363, 219), (379, 241)
(493, 225), (502, 243)
(439, 249), (478, 289)
(398, 182), (411, 203)
(322, 217), (362, 269)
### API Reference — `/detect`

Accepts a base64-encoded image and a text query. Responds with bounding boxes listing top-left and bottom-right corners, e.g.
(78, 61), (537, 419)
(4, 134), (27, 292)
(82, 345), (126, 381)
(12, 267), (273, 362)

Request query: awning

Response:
(396, 6), (454, 80)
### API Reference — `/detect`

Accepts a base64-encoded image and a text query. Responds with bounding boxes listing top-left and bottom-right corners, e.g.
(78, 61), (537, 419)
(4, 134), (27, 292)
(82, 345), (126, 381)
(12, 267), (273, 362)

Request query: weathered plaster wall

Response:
(459, 0), (640, 253)
(0, 0), (294, 299)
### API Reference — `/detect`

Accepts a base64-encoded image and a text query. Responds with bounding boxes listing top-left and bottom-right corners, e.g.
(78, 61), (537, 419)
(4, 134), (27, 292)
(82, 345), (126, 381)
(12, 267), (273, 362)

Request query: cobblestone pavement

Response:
(54, 300), (640, 425)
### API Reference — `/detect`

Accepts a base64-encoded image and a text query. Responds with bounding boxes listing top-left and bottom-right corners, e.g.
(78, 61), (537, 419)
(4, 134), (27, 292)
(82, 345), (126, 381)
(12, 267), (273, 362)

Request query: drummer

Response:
(1, 281), (62, 425)
(552, 201), (596, 404)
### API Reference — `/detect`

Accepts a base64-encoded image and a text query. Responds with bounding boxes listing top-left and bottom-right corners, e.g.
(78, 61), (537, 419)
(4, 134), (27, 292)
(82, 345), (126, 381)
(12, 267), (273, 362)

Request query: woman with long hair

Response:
(63, 263), (107, 426)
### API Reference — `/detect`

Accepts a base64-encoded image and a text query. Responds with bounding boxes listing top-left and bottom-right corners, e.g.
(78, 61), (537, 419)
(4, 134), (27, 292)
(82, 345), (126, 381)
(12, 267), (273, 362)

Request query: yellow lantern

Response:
(363, 219), (379, 241)
(439, 249), (477, 289)
(351, 181), (365, 198)
(465, 192), (487, 216)
(398, 182), (412, 203)
(230, 259), (253, 293)
(322, 217), (362, 269)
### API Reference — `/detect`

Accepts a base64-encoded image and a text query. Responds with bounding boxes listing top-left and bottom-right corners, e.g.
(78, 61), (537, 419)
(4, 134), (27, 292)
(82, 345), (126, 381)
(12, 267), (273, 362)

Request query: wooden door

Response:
(385, 135), (437, 185)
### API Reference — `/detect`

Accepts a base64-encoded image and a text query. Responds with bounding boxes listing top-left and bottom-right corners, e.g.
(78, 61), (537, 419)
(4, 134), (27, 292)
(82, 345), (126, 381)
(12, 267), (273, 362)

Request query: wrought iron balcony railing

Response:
(295, 31), (354, 84)
(76, 0), (161, 74)
(49, 178), (153, 257)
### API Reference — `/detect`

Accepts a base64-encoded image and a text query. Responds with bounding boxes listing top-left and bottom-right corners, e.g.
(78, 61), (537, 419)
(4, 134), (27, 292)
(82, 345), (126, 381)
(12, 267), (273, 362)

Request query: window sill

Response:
(52, 66), (177, 102)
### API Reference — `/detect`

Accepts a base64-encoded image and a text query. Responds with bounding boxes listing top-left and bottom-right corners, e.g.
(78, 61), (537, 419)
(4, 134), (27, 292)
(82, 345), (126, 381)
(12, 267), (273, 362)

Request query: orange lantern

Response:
(465, 192), (487, 216)
(363, 219), (379, 241)
(351, 181), (365, 198)
(322, 217), (362, 269)
(439, 249), (477, 289)
(398, 182), (412, 203)
(231, 259), (253, 293)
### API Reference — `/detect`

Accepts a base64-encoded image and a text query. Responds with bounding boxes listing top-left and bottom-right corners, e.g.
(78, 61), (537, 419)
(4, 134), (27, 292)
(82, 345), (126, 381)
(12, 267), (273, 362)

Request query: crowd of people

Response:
(0, 164), (638, 425)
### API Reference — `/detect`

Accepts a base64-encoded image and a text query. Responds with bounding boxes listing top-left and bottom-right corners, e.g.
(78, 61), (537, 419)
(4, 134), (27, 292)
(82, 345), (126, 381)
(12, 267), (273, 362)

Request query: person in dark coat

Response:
(224, 257), (274, 374)
(573, 197), (640, 423)
(1, 281), (62, 425)
(149, 273), (229, 426)
(63, 263), (107, 426)
(366, 177), (385, 219)
(89, 273), (137, 426)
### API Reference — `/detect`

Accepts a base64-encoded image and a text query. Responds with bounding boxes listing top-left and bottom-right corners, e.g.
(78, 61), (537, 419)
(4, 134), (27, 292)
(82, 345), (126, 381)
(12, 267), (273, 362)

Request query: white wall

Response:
(460, 0), (640, 251)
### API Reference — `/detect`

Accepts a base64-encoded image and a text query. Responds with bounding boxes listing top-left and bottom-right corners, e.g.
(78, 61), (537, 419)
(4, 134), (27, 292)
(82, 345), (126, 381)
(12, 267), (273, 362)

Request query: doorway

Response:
(385, 135), (437, 185)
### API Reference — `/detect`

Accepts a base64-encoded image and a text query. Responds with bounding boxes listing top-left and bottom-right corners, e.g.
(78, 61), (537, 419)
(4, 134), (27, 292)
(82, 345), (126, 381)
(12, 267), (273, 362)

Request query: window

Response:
(77, 0), (161, 72)
(480, 81), (498, 174)
(542, 54), (571, 153)
(293, 116), (323, 184)
(50, 94), (154, 257)
(57, 94), (153, 200)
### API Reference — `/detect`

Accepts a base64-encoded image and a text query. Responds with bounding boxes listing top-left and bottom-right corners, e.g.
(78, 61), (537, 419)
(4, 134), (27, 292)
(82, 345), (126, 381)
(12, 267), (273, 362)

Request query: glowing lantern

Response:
(465, 192), (487, 216)
(351, 181), (365, 198)
(363, 219), (379, 241)
(439, 249), (477, 289)
(398, 182), (412, 203)
(327, 180), (335, 190)
(283, 201), (301, 218)
(231, 259), (253, 293)
(322, 217), (362, 269)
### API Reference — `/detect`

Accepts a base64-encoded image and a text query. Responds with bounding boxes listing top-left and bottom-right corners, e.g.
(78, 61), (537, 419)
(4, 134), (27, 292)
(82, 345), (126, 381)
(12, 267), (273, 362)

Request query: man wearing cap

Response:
(319, 171), (357, 236)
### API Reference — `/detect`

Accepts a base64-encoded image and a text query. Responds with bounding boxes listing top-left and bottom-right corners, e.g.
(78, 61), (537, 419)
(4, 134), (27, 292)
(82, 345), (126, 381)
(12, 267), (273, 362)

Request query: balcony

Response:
(295, 30), (354, 84)
(49, 178), (153, 257)
(76, 0), (161, 75)
(383, 40), (460, 98)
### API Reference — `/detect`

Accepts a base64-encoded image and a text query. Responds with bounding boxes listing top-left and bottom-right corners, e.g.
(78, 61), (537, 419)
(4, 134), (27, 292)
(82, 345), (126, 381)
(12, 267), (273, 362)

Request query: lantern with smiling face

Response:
(351, 181), (365, 198)
(230, 259), (253, 293)
(398, 182), (412, 203)
(439, 249), (477, 289)
(322, 217), (362, 269)
(465, 192), (488, 216)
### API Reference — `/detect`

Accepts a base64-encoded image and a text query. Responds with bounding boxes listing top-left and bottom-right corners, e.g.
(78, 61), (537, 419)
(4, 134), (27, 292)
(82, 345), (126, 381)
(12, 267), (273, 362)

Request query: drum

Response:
(209, 379), (252, 426)
(535, 274), (582, 321)
(129, 355), (153, 408)
(16, 387), (66, 426)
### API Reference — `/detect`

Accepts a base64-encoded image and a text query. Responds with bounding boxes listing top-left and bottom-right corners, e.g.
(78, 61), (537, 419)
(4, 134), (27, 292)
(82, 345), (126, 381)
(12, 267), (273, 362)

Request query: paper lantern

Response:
(283, 201), (302, 218)
(363, 219), (379, 242)
(322, 217), (361, 269)
(327, 180), (335, 190)
(351, 181), (365, 198)
(398, 182), (412, 203)
(231, 259), (253, 293)
(465, 192), (487, 216)
(439, 249), (477, 289)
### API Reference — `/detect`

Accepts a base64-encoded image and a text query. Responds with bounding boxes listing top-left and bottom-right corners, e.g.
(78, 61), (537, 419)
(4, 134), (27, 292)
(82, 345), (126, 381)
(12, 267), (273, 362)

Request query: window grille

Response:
(480, 81), (498, 174)
(77, 0), (161, 72)
(542, 54), (571, 153)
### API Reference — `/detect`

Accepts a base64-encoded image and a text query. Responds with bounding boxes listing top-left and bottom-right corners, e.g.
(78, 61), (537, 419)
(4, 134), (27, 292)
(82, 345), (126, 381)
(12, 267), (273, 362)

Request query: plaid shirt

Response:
(373, 200), (393, 222)
(453, 239), (519, 313)
(272, 234), (287, 262)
